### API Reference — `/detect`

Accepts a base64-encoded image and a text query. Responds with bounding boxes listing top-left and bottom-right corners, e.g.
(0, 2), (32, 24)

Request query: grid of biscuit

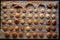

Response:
(1, 1), (58, 38)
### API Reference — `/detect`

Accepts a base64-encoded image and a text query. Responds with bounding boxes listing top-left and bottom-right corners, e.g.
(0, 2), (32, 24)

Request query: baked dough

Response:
(1, 2), (7, 8)
(7, 20), (12, 24)
(29, 8), (33, 13)
(9, 26), (14, 31)
(16, 9), (20, 13)
(33, 19), (38, 25)
(46, 26), (51, 32)
(3, 9), (7, 13)
(1, 19), (6, 24)
(12, 32), (17, 38)
(39, 32), (44, 38)
(40, 8), (44, 13)
(19, 32), (23, 38)
(10, 8), (14, 13)
(38, 25), (42, 30)
(53, 9), (56, 13)
(52, 20), (56, 25)
(27, 13), (32, 19)
(40, 19), (44, 24)
(46, 20), (50, 25)
(26, 32), (31, 38)
(4, 32), (10, 38)
(39, 13), (44, 19)
(3, 14), (7, 18)
(14, 18), (19, 24)
(27, 19), (32, 25)
(15, 26), (19, 31)
(45, 13), (50, 19)
(34, 8), (38, 13)
(21, 13), (26, 19)
(32, 32), (37, 38)
(3, 26), (8, 31)
(10, 13), (14, 18)
(32, 26), (36, 31)
(20, 19), (25, 25)
(22, 8), (26, 13)
(47, 9), (51, 13)
(51, 14), (56, 19)
(51, 26), (56, 31)
(52, 32), (57, 38)
(15, 13), (20, 18)
(34, 14), (38, 19)
(20, 26), (24, 31)
(46, 32), (51, 38)
(46, 2), (52, 8)
(26, 26), (30, 31)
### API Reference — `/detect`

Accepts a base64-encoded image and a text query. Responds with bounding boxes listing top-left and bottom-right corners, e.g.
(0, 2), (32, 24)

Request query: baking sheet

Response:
(0, 1), (59, 39)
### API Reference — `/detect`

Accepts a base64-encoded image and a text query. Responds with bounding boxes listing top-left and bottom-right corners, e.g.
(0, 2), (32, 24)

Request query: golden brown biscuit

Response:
(51, 14), (56, 19)
(27, 19), (32, 25)
(53, 9), (56, 13)
(27, 13), (32, 19)
(1, 2), (7, 8)
(12, 3), (22, 8)
(9, 26), (14, 31)
(15, 13), (20, 18)
(46, 26), (51, 32)
(3, 26), (8, 31)
(3, 14), (7, 18)
(47, 9), (51, 13)
(39, 32), (44, 38)
(34, 14), (38, 19)
(25, 2), (34, 8)
(26, 32), (31, 38)
(34, 8), (38, 13)
(3, 9), (7, 13)
(26, 26), (30, 31)
(33, 19), (38, 25)
(12, 32), (17, 38)
(1, 19), (6, 24)
(7, 20), (12, 25)
(46, 13), (50, 19)
(40, 8), (44, 13)
(16, 9), (20, 13)
(38, 2), (44, 7)
(46, 20), (50, 25)
(39, 13), (44, 19)
(40, 19), (44, 24)
(32, 32), (37, 38)
(22, 8), (26, 13)
(51, 26), (56, 31)
(46, 2), (52, 8)
(52, 20), (56, 25)
(20, 19), (25, 25)
(46, 32), (51, 38)
(29, 8), (33, 13)
(10, 13), (14, 18)
(14, 18), (19, 24)
(4, 32), (10, 38)
(32, 26), (36, 31)
(38, 25), (42, 30)
(19, 32), (23, 38)
(10, 8), (14, 13)
(53, 3), (58, 8)
(21, 13), (26, 19)
(15, 26), (19, 31)
(20, 26), (24, 31)
(52, 32), (57, 38)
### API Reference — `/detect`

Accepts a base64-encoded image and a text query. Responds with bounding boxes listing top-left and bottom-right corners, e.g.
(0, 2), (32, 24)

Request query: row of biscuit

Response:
(1, 2), (58, 9)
